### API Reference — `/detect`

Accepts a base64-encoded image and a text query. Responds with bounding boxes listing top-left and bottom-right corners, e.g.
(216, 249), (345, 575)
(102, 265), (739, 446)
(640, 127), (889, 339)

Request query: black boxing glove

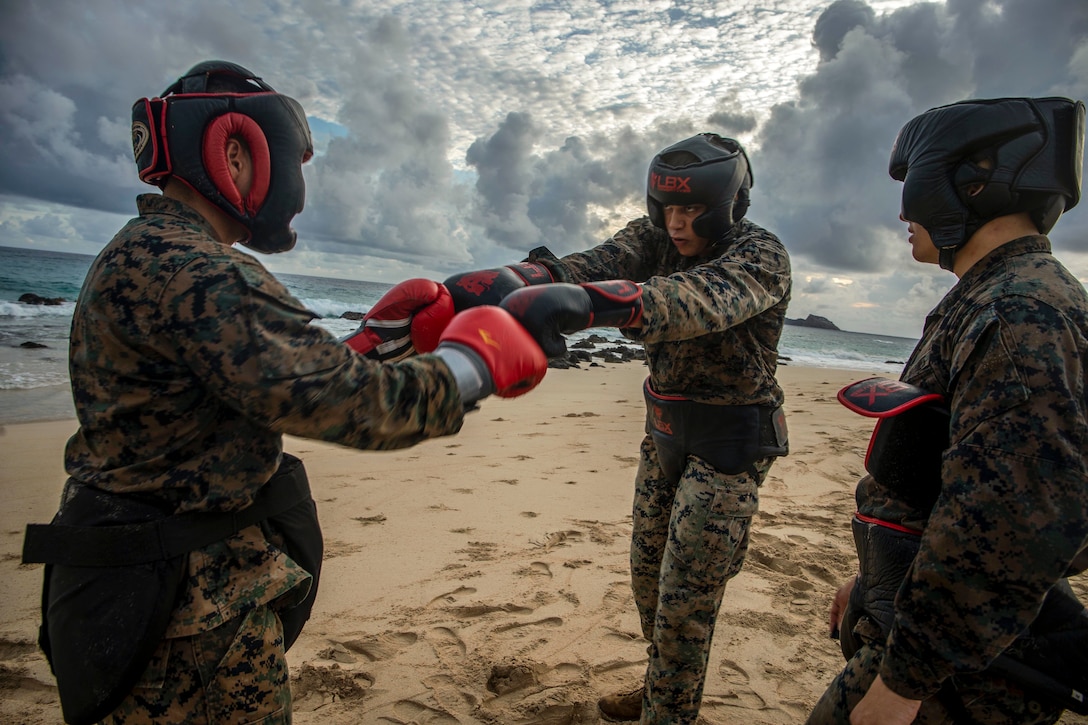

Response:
(443, 262), (553, 311)
(499, 280), (643, 358)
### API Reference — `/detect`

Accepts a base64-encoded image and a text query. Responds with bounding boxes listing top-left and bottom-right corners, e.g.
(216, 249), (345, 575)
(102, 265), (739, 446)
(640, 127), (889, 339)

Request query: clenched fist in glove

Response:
(433, 306), (548, 406)
(443, 262), (553, 311)
(342, 279), (454, 361)
(499, 280), (643, 358)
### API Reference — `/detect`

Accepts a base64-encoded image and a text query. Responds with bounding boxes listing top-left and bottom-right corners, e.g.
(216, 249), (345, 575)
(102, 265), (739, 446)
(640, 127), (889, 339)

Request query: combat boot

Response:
(598, 685), (644, 721)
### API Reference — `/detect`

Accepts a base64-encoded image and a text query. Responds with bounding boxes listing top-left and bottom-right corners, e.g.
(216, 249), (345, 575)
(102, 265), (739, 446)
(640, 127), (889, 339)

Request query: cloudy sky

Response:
(1, 0), (1086, 337)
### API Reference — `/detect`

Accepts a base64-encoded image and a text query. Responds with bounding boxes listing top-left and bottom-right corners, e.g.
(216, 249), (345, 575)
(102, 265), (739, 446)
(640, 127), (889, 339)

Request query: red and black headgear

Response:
(647, 133), (752, 244)
(889, 97), (1084, 270)
(131, 60), (314, 253)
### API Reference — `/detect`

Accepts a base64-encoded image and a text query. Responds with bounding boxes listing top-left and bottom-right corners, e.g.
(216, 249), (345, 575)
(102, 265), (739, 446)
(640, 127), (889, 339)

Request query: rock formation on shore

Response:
(784, 314), (840, 331)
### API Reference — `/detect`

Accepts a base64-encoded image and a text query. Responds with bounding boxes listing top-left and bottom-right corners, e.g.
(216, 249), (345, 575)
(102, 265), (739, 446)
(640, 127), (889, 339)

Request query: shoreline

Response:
(0, 382), (77, 426)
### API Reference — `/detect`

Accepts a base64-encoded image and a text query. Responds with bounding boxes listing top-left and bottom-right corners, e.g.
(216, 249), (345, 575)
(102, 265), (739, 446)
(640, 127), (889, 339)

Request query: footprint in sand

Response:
(448, 603), (534, 617)
(712, 658), (767, 709)
(590, 658), (647, 698)
(384, 699), (459, 724)
(540, 662), (584, 685)
(532, 529), (583, 552)
(602, 625), (642, 643)
(426, 585), (477, 608)
(602, 580), (632, 608)
(492, 616), (564, 633)
(339, 631), (418, 661)
(774, 671), (812, 719)
(428, 626), (468, 661)
(422, 673), (479, 713)
(515, 561), (551, 578)
(787, 577), (814, 606)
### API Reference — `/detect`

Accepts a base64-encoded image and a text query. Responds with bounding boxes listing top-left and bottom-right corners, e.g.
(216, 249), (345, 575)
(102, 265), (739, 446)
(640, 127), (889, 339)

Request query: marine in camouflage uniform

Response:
(71, 194), (465, 723)
(448, 134), (792, 724)
(28, 62), (547, 725)
(807, 98), (1088, 724)
(533, 215), (788, 725)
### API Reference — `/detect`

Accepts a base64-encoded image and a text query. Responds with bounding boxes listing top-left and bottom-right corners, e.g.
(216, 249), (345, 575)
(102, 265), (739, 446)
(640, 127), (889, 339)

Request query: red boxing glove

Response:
(499, 280), (643, 358)
(342, 279), (454, 361)
(443, 262), (553, 312)
(435, 306), (547, 401)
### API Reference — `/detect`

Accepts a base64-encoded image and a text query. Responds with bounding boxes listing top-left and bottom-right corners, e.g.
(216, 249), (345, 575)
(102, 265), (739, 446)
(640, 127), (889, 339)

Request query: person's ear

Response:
(225, 138), (250, 183)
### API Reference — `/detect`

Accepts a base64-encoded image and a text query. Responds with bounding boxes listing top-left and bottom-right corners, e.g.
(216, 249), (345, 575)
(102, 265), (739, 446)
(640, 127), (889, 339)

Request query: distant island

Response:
(784, 314), (840, 331)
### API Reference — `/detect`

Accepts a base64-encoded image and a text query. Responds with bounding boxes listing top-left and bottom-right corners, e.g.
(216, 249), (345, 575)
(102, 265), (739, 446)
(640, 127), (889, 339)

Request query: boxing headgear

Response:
(131, 60), (314, 253)
(889, 97), (1084, 270)
(647, 133), (753, 244)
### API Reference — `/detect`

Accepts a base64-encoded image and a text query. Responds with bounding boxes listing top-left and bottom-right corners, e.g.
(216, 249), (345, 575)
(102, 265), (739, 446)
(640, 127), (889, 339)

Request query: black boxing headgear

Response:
(647, 133), (753, 244)
(131, 60), (314, 253)
(889, 97), (1084, 270)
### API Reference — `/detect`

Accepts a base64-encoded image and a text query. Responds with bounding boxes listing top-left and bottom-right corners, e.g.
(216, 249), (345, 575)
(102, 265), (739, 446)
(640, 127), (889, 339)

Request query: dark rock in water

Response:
(599, 345), (645, 363)
(19, 293), (66, 306)
(19, 341), (49, 349)
(885, 360), (905, 365)
(784, 314), (840, 331)
(340, 311), (365, 321)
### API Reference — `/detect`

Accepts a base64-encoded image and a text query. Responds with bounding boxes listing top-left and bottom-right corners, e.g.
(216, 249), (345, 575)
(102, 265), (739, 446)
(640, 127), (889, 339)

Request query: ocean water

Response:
(0, 244), (917, 422)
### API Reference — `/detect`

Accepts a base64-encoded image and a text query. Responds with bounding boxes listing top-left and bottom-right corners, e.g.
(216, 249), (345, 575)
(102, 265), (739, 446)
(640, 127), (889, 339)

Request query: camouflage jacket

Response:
(857, 235), (1088, 699)
(64, 194), (465, 636)
(528, 216), (791, 406)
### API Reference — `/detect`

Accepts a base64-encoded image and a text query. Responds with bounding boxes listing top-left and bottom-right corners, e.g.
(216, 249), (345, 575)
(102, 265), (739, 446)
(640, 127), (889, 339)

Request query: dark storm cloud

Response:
(0, 2), (264, 214)
(753, 0), (1088, 273)
(812, 0), (876, 61)
(297, 14), (471, 264)
(465, 114), (742, 257)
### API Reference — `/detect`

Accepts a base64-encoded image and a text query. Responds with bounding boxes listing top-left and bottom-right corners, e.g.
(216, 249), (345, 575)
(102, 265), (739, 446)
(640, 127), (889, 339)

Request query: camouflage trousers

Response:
(103, 604), (291, 724)
(630, 434), (770, 725)
(805, 634), (1063, 725)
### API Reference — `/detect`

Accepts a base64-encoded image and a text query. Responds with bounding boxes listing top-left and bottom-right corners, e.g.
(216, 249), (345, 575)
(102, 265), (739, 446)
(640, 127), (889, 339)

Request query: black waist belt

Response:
(643, 377), (788, 482)
(22, 459), (311, 568)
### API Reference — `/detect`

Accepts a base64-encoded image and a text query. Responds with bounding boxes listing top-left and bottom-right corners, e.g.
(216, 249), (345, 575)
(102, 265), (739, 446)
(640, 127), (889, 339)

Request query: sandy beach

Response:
(2, 362), (1085, 724)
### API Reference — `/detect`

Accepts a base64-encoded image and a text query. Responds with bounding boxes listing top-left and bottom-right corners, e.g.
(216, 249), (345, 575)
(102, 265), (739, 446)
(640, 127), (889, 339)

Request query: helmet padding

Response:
(131, 61), (313, 254)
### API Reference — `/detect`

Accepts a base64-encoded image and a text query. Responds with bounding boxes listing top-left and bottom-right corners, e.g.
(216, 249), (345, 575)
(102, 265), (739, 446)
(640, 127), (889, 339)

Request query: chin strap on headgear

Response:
(646, 133), (753, 245)
(889, 97), (1085, 271)
(131, 60), (314, 253)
